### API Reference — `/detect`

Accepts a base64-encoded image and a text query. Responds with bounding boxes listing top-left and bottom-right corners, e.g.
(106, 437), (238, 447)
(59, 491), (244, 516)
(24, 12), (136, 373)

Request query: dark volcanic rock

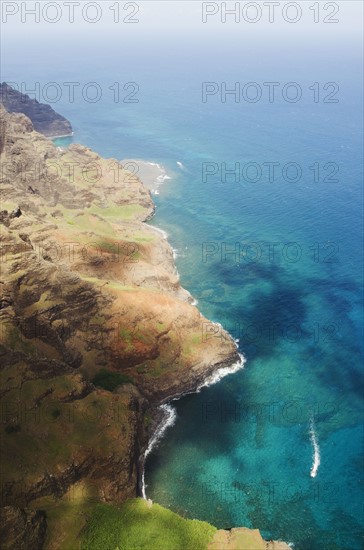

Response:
(0, 82), (73, 138)
(0, 507), (47, 550)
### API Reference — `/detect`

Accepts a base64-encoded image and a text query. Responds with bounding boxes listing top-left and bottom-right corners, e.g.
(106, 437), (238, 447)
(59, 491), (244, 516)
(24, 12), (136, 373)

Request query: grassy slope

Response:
(80, 498), (216, 550)
(38, 493), (270, 550)
(0, 110), (242, 550)
(37, 496), (217, 550)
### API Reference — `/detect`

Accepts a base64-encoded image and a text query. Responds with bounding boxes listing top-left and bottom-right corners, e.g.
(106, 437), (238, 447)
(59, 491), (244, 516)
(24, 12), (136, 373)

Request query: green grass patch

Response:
(37, 481), (100, 550)
(119, 328), (132, 341)
(79, 275), (135, 292)
(136, 365), (148, 374)
(3, 324), (39, 357)
(89, 204), (146, 221)
(119, 328), (134, 353)
(143, 412), (152, 427)
(131, 230), (155, 243)
(97, 241), (120, 255)
(81, 498), (216, 550)
(91, 369), (133, 391)
(142, 361), (164, 378)
(191, 333), (202, 345)
(0, 201), (19, 214)
(182, 332), (203, 358)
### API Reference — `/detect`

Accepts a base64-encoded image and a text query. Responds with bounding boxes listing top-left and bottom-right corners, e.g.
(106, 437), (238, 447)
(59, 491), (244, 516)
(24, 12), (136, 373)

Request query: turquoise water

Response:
(140, 89), (363, 549)
(54, 78), (363, 548)
(3, 15), (363, 549)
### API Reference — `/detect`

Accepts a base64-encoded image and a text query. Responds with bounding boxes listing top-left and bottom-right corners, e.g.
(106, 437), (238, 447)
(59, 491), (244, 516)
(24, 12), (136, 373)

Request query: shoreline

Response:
(136, 351), (295, 550)
(139, 348), (246, 500)
(49, 132), (74, 140)
(120, 158), (172, 196)
(0, 99), (291, 550)
(132, 161), (189, 292)
(131, 177), (291, 547)
(133, 161), (246, 501)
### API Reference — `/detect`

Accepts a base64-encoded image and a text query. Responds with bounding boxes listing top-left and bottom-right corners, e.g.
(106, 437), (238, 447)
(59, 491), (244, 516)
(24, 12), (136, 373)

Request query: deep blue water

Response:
(2, 7), (363, 549)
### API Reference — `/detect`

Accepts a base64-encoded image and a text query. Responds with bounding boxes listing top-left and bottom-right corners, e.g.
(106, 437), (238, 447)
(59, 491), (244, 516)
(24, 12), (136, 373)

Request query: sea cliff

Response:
(0, 104), (290, 549)
(0, 104), (240, 546)
(0, 83), (73, 138)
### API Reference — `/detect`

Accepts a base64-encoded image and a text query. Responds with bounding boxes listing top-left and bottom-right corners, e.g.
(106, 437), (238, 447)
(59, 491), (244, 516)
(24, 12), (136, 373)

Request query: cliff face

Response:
(0, 507), (47, 550)
(0, 106), (240, 546)
(0, 83), (73, 138)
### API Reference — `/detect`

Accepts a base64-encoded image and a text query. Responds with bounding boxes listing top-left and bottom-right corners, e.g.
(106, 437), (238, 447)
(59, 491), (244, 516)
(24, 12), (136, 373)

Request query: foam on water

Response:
(142, 403), (177, 499)
(142, 351), (245, 499)
(309, 417), (321, 478)
(149, 225), (168, 239)
(197, 353), (246, 391)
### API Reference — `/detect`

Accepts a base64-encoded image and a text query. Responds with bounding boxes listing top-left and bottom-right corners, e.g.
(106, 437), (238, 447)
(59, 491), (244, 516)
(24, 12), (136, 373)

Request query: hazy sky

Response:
(1, 1), (362, 85)
(1, 1), (362, 36)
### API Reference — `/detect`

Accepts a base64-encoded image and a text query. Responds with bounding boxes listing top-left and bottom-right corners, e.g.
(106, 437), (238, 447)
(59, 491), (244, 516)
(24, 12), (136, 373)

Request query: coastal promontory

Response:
(0, 82), (73, 138)
(0, 104), (240, 547)
(0, 104), (291, 549)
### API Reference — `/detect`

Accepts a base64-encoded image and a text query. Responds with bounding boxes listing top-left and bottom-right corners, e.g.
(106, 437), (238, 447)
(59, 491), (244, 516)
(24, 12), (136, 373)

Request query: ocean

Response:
(2, 4), (363, 548)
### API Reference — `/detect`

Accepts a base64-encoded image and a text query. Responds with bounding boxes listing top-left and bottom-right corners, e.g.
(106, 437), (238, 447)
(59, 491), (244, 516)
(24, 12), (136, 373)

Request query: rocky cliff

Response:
(0, 83), (73, 138)
(0, 105), (241, 547)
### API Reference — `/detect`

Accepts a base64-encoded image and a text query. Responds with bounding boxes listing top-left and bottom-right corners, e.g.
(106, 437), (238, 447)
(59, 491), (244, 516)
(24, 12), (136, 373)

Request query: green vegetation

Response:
(91, 369), (133, 391)
(89, 203), (146, 221)
(182, 331), (203, 359)
(119, 328), (132, 341)
(143, 360), (164, 378)
(37, 481), (99, 550)
(131, 230), (155, 243)
(2, 323), (40, 357)
(97, 240), (121, 256)
(0, 200), (18, 212)
(79, 275), (135, 292)
(143, 412), (152, 427)
(136, 365), (148, 374)
(81, 498), (216, 550)
(119, 327), (134, 353)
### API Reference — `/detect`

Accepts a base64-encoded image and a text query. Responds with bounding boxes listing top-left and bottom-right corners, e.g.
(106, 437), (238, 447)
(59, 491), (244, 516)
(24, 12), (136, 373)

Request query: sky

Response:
(1, 1), (362, 98)
(1, 1), (362, 37)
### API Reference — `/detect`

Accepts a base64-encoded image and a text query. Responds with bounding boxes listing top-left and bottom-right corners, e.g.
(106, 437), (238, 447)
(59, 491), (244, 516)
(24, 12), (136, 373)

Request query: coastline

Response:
(129, 171), (292, 548)
(118, 156), (246, 500)
(49, 132), (74, 140)
(120, 158), (172, 195)
(139, 343), (245, 498)
(0, 104), (293, 549)
(124, 159), (186, 282)
(137, 345), (292, 550)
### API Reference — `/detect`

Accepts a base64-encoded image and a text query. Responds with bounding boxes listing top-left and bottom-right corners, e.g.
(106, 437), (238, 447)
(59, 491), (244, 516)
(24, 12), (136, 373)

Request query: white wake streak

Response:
(309, 417), (320, 478)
